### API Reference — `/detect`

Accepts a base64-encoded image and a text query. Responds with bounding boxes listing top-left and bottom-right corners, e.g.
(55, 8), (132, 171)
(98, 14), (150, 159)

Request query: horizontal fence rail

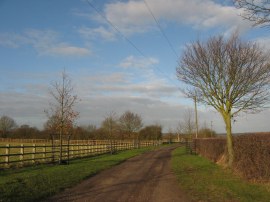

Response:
(0, 140), (161, 168)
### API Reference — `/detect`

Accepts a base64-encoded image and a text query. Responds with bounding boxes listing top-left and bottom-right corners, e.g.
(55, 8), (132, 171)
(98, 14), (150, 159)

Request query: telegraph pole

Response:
(194, 96), (199, 138)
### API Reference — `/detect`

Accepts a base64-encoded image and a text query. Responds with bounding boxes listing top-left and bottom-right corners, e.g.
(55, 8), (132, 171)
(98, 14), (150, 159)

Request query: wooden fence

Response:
(0, 140), (160, 168)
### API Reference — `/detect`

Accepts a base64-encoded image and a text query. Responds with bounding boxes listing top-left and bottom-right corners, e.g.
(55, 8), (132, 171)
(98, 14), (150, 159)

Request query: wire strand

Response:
(86, 0), (180, 89)
(143, 0), (179, 58)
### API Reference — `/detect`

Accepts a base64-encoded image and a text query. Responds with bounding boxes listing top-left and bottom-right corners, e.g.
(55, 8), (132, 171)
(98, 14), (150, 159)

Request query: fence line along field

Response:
(0, 138), (161, 168)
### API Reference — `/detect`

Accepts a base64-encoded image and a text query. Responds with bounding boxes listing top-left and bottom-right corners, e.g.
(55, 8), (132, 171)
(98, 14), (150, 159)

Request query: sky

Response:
(0, 0), (270, 133)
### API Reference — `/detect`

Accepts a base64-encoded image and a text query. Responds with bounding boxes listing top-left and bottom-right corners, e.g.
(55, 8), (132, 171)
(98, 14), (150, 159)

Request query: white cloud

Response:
(79, 26), (116, 41)
(0, 29), (91, 56)
(0, 32), (25, 48)
(89, 0), (252, 36)
(75, 70), (178, 98)
(0, 92), (48, 128)
(119, 55), (159, 69)
(47, 44), (91, 56)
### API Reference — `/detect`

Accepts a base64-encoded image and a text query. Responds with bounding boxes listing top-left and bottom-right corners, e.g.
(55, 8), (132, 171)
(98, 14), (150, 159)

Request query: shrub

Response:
(233, 133), (270, 181)
(194, 133), (270, 181)
(193, 138), (226, 162)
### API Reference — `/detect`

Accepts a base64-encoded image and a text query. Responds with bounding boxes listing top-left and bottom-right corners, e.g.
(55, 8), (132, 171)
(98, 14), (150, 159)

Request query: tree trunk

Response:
(110, 138), (113, 155)
(223, 113), (234, 167)
(59, 129), (63, 164)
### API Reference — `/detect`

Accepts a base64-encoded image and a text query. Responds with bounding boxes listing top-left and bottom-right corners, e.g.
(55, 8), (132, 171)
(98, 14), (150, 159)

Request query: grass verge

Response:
(172, 147), (270, 202)
(0, 147), (155, 202)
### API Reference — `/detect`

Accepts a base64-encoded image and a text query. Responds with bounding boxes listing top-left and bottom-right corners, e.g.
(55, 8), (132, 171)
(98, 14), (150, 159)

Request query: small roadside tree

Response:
(235, 0), (270, 27)
(101, 112), (119, 154)
(176, 33), (270, 167)
(0, 116), (17, 138)
(45, 71), (79, 164)
(177, 109), (196, 139)
(119, 111), (143, 139)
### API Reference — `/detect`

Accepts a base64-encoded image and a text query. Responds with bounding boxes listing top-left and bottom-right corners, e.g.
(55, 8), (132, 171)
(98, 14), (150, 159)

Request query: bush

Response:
(193, 138), (226, 162)
(233, 133), (270, 181)
(193, 133), (270, 181)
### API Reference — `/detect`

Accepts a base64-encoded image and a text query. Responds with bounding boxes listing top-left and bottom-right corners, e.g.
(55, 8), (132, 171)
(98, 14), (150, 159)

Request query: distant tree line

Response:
(0, 113), (162, 140)
(0, 110), (215, 141)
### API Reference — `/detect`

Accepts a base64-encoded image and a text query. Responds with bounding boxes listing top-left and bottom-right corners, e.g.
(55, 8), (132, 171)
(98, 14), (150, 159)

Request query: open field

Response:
(172, 147), (270, 202)
(0, 146), (157, 202)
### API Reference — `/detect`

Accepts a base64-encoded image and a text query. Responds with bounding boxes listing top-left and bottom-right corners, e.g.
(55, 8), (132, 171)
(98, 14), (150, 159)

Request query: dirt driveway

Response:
(48, 145), (191, 202)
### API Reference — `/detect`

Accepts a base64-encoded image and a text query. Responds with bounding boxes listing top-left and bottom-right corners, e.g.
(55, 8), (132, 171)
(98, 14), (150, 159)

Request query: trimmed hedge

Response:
(193, 133), (270, 181)
(233, 133), (270, 180)
(194, 138), (226, 162)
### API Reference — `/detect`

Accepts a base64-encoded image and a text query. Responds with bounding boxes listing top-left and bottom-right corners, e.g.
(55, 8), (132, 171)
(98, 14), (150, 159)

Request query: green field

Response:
(172, 147), (270, 202)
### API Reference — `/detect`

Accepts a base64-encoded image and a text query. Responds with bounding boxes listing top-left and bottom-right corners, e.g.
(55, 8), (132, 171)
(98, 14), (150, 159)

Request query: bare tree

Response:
(45, 71), (79, 164)
(176, 109), (196, 140)
(101, 112), (118, 154)
(0, 115), (17, 137)
(176, 33), (270, 167)
(235, 0), (270, 27)
(119, 110), (143, 139)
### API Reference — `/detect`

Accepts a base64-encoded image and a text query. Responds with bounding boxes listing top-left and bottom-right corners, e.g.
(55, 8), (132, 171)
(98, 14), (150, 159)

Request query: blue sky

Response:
(0, 0), (269, 133)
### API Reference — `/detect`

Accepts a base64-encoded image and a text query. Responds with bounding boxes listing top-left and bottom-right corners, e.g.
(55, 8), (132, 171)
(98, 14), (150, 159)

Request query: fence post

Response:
(5, 144), (10, 167)
(84, 144), (86, 156)
(20, 144), (24, 165)
(43, 144), (46, 162)
(80, 144), (82, 157)
(71, 145), (74, 158)
(32, 144), (36, 164)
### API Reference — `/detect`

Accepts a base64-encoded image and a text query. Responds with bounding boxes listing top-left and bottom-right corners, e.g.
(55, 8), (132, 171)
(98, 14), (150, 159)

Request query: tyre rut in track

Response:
(47, 145), (191, 202)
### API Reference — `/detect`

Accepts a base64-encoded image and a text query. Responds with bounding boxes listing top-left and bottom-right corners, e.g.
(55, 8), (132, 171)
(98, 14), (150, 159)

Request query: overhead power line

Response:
(86, 0), (180, 89)
(86, 0), (145, 58)
(142, 0), (178, 58)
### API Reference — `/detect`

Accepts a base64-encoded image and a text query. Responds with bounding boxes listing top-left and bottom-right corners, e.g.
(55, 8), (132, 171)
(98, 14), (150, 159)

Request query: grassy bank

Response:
(172, 147), (270, 202)
(0, 147), (154, 202)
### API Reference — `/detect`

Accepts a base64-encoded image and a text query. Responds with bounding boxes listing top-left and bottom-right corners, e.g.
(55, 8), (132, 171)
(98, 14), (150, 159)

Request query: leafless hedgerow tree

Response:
(119, 110), (143, 140)
(235, 0), (270, 27)
(0, 115), (17, 137)
(45, 71), (79, 164)
(176, 33), (270, 167)
(101, 112), (119, 154)
(176, 109), (196, 140)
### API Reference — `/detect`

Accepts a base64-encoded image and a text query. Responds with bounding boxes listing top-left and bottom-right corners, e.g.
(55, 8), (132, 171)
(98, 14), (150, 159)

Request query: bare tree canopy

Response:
(45, 70), (79, 163)
(45, 71), (79, 134)
(176, 33), (270, 166)
(101, 112), (119, 154)
(235, 0), (270, 27)
(177, 109), (196, 138)
(0, 115), (17, 137)
(119, 110), (143, 138)
(101, 112), (119, 138)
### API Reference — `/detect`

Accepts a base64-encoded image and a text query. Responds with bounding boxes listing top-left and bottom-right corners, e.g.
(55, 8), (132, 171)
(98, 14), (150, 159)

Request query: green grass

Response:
(0, 147), (154, 202)
(172, 147), (270, 202)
